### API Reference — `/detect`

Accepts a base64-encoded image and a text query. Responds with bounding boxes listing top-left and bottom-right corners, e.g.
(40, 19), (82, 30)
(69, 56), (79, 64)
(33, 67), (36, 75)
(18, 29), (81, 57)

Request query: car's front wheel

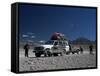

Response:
(35, 53), (41, 57)
(45, 48), (52, 57)
(53, 53), (58, 56)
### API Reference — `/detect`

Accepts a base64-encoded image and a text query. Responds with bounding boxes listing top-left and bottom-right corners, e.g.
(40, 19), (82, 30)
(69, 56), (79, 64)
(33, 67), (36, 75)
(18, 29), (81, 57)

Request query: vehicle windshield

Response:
(45, 41), (54, 45)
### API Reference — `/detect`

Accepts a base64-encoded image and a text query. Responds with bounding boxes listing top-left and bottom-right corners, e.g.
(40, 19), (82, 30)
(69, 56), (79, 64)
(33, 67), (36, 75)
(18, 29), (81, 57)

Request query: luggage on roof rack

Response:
(50, 32), (67, 40)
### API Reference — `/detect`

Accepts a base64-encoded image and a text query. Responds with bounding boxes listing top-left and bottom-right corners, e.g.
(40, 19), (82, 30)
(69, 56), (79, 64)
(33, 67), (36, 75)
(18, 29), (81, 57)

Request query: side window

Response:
(62, 41), (65, 46)
(54, 42), (58, 46)
(61, 41), (67, 46)
(59, 41), (62, 45)
(64, 41), (68, 46)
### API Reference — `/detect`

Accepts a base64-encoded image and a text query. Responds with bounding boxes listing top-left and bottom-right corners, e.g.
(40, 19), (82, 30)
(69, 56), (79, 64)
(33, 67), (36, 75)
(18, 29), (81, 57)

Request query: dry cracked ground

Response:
(19, 49), (96, 72)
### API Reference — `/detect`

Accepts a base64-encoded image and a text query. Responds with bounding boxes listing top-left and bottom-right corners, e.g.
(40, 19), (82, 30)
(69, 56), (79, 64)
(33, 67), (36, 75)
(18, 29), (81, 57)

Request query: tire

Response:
(77, 49), (80, 54)
(53, 53), (58, 56)
(60, 53), (63, 56)
(45, 48), (52, 57)
(46, 51), (52, 57)
(48, 53), (52, 57)
(77, 51), (79, 54)
(35, 53), (41, 57)
(66, 51), (70, 55)
(63, 49), (67, 55)
(72, 52), (74, 54)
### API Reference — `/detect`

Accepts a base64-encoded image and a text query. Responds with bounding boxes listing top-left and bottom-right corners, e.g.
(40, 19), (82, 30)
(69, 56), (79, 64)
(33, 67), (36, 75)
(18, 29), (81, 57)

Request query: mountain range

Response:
(69, 37), (96, 45)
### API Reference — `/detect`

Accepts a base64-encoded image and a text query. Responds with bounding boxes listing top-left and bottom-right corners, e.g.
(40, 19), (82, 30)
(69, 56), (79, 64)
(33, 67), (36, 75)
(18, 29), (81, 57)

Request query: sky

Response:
(19, 4), (96, 42)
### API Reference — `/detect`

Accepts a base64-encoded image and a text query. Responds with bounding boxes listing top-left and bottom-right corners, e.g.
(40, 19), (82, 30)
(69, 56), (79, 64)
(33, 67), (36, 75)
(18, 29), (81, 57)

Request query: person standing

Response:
(89, 44), (93, 54)
(24, 44), (29, 57)
(69, 44), (72, 52)
(80, 46), (83, 54)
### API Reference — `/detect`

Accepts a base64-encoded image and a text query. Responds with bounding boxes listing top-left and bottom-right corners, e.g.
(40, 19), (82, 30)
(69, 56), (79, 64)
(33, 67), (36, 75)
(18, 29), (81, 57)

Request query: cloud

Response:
(22, 34), (28, 38)
(31, 35), (36, 38)
(39, 40), (45, 43)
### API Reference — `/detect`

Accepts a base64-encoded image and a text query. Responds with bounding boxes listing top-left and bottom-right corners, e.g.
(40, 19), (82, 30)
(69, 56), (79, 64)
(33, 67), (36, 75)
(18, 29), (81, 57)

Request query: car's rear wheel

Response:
(62, 49), (67, 55)
(66, 51), (70, 55)
(72, 52), (74, 54)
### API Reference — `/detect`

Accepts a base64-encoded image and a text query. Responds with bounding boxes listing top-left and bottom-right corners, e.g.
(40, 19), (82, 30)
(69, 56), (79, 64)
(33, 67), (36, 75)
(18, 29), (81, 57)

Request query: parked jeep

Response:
(69, 45), (83, 54)
(33, 40), (69, 57)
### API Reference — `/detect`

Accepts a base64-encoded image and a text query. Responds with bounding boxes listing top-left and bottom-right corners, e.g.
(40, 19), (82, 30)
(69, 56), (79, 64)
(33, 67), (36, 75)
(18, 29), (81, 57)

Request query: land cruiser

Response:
(33, 40), (69, 57)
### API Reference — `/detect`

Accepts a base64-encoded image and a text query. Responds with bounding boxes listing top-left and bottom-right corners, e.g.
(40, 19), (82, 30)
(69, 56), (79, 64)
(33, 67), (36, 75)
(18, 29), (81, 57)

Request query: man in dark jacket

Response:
(80, 46), (83, 54)
(24, 44), (29, 57)
(89, 44), (93, 54)
(69, 44), (72, 52)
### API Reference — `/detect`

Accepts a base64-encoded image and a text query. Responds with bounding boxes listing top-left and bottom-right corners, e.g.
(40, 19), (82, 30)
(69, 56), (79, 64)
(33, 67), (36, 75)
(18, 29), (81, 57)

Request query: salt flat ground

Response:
(19, 48), (96, 57)
(19, 48), (96, 72)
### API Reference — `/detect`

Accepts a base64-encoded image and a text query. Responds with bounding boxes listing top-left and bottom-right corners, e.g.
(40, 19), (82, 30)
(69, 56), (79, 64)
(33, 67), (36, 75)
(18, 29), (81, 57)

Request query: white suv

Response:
(33, 40), (69, 57)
